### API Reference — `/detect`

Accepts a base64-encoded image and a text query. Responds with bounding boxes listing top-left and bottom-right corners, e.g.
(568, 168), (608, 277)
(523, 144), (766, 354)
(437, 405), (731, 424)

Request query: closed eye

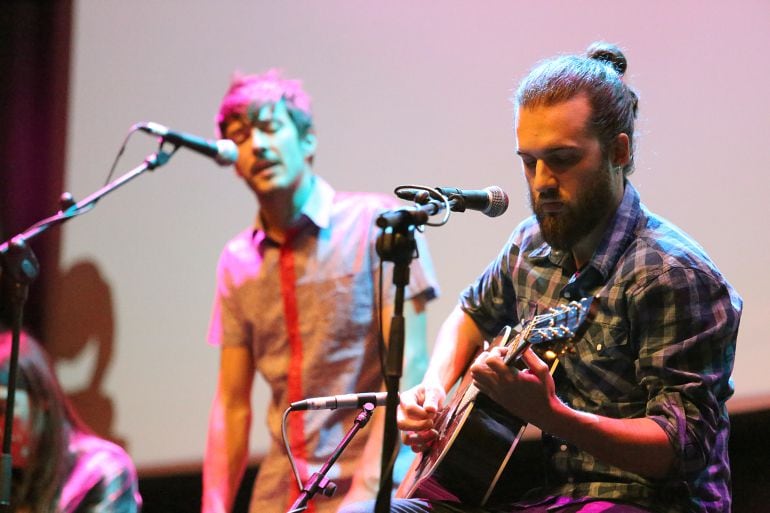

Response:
(516, 152), (537, 169)
(544, 149), (582, 170)
(254, 120), (284, 134)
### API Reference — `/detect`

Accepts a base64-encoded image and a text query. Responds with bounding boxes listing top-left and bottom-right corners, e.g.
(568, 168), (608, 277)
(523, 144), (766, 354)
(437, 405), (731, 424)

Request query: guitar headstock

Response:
(523, 296), (596, 359)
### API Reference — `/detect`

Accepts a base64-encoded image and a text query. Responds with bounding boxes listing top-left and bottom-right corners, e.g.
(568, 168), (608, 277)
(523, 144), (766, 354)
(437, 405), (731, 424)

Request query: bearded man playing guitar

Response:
(341, 42), (741, 513)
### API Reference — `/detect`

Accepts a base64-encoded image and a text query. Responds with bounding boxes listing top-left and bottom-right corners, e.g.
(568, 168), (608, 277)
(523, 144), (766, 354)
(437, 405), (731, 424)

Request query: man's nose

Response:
(251, 128), (269, 155)
(533, 161), (558, 193)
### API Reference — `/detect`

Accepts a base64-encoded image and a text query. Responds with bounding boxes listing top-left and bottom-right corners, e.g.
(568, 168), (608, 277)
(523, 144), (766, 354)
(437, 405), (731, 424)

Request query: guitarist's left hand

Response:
(470, 345), (560, 428)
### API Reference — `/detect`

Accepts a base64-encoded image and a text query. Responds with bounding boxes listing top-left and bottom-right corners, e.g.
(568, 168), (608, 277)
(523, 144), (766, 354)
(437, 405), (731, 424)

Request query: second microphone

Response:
(396, 185), (509, 218)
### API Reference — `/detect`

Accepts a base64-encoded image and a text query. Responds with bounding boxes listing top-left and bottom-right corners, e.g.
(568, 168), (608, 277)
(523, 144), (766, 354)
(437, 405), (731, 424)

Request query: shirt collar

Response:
(560, 181), (642, 299)
(525, 181), (643, 288)
(251, 176), (336, 243)
(586, 180), (642, 280)
(300, 175), (335, 230)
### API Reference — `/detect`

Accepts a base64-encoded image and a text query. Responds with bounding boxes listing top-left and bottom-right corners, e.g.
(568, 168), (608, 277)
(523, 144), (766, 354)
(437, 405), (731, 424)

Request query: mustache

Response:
(531, 190), (567, 221)
(537, 189), (561, 201)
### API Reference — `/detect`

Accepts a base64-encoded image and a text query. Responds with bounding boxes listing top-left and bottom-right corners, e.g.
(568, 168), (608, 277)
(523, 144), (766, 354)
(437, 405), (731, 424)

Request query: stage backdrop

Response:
(52, 0), (769, 471)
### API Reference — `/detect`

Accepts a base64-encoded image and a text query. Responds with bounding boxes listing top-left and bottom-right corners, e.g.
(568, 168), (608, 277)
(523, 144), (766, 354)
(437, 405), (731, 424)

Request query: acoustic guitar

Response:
(396, 297), (596, 506)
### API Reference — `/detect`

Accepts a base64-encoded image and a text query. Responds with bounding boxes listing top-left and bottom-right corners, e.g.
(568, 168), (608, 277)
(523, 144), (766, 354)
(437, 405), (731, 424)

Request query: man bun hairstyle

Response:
(586, 41), (627, 75)
(515, 41), (639, 176)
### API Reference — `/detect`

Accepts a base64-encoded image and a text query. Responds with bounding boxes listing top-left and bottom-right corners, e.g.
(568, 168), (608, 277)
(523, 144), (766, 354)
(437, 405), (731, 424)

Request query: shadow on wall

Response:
(45, 260), (126, 447)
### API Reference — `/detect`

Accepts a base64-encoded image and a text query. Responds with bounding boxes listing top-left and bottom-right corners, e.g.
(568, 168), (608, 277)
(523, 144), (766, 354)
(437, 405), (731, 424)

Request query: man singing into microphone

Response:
(342, 42), (741, 513)
(202, 69), (439, 513)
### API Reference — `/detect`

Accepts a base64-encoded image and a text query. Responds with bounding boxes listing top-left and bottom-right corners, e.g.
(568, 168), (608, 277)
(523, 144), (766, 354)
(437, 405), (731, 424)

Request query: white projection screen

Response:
(52, 1), (769, 472)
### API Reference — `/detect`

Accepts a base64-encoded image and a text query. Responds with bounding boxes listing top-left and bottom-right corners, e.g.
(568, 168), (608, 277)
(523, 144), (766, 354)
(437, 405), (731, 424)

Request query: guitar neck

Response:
(503, 327), (533, 367)
(504, 328), (561, 375)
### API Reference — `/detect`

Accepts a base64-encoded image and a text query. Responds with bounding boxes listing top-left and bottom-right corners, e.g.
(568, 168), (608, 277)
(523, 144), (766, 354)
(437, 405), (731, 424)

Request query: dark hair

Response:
(0, 332), (92, 512)
(515, 42), (639, 176)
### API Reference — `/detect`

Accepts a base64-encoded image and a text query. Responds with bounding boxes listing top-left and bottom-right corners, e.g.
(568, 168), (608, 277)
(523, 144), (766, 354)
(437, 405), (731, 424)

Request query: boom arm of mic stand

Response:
(286, 403), (377, 513)
(0, 149), (173, 258)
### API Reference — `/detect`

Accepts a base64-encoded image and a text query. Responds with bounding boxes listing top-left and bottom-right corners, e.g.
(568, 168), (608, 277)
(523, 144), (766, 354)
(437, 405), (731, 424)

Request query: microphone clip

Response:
(390, 185), (451, 227)
(394, 184), (509, 219)
(435, 187), (473, 213)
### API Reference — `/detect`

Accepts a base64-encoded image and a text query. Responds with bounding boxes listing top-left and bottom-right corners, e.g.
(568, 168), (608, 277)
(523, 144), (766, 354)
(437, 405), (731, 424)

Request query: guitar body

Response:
(396, 297), (596, 506)
(396, 326), (527, 505)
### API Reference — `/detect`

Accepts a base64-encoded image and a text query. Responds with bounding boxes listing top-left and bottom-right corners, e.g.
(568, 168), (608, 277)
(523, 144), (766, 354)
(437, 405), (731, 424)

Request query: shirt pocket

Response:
(566, 314), (642, 408)
(579, 315), (631, 360)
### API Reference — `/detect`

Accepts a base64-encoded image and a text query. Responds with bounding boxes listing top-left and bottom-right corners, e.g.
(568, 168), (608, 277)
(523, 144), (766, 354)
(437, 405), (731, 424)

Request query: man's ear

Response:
(301, 132), (317, 158)
(611, 133), (631, 168)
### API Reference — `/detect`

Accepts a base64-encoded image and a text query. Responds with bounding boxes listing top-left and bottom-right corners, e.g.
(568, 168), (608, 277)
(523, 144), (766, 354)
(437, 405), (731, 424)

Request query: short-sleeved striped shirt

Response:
(460, 182), (741, 513)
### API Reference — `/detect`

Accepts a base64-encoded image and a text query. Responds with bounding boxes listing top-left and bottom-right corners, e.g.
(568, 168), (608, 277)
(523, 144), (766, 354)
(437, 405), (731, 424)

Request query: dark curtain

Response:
(0, 0), (72, 337)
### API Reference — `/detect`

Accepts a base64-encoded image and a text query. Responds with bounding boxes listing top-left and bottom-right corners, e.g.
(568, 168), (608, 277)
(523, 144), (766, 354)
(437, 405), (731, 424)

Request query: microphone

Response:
(396, 186), (509, 218)
(289, 392), (389, 411)
(136, 122), (238, 166)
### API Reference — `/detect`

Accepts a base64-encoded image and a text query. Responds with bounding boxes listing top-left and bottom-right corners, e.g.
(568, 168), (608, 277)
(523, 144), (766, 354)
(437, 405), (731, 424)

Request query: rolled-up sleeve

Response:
(631, 265), (741, 479)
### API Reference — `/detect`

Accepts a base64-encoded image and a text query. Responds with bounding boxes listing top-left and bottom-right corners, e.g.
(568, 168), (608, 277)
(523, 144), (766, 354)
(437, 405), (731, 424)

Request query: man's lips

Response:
(538, 200), (564, 214)
(251, 161), (278, 175)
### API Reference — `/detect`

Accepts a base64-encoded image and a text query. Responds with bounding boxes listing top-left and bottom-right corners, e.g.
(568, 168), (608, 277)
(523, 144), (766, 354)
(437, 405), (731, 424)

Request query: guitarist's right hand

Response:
(397, 383), (446, 452)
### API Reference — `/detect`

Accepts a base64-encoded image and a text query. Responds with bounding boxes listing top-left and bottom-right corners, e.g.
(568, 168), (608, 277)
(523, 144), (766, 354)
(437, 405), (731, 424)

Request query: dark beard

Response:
(530, 163), (617, 251)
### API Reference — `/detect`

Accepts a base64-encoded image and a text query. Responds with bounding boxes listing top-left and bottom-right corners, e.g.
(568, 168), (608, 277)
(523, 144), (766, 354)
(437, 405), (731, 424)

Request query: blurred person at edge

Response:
(0, 327), (142, 513)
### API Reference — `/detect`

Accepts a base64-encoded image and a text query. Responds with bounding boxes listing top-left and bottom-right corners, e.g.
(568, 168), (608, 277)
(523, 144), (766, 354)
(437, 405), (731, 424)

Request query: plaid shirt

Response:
(460, 182), (741, 513)
(60, 432), (142, 513)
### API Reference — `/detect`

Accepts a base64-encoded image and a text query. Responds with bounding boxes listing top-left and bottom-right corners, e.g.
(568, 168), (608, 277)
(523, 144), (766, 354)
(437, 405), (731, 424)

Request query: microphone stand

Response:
(0, 148), (174, 508)
(372, 205), (433, 513)
(287, 403), (377, 513)
(0, 238), (38, 509)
